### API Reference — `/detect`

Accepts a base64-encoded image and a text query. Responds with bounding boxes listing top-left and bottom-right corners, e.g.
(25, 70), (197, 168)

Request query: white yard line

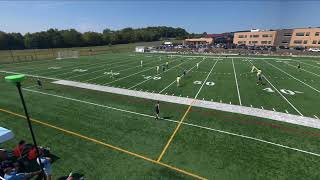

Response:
(159, 59), (206, 93)
(263, 60), (320, 93)
(194, 59), (219, 99)
(232, 58), (242, 105)
(284, 62), (320, 77)
(52, 80), (320, 129)
(128, 59), (189, 89)
(247, 60), (303, 116)
(23, 88), (320, 157)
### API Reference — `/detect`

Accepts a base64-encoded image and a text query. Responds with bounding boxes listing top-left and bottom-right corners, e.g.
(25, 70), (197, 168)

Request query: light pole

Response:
(5, 74), (45, 179)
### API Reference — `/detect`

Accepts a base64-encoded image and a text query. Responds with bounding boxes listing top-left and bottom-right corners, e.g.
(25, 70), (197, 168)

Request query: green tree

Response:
(82, 32), (103, 46)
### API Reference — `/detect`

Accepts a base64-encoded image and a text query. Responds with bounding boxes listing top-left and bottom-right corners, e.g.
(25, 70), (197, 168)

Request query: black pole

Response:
(16, 82), (45, 179)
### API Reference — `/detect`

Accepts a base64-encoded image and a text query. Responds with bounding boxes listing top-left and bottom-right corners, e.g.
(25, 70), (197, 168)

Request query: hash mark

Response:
(273, 108), (276, 112)
(250, 104), (253, 107)
(285, 110), (289, 114)
(314, 115), (319, 119)
(261, 106), (264, 110)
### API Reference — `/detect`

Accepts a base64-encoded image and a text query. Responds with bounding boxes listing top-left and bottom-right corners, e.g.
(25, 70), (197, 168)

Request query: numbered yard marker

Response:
(263, 87), (303, 96)
(193, 81), (215, 86)
(104, 72), (120, 75)
(48, 67), (61, 70)
(73, 69), (88, 72)
(142, 75), (161, 80)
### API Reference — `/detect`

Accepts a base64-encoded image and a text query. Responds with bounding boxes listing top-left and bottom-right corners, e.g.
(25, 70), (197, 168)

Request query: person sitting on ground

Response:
(3, 166), (41, 180)
(13, 140), (26, 158)
(37, 156), (52, 180)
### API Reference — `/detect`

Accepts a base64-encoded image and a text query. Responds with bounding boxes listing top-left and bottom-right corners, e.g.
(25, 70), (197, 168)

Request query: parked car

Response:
(308, 48), (320, 52)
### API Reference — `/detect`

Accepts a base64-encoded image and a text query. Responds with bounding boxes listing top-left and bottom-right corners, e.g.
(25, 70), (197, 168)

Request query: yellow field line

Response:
(157, 99), (196, 162)
(0, 107), (206, 180)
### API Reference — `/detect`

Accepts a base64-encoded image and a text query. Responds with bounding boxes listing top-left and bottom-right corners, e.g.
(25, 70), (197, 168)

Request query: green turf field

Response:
(0, 53), (319, 179)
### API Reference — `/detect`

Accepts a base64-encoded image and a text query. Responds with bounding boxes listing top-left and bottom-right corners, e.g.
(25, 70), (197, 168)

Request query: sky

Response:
(0, 0), (319, 34)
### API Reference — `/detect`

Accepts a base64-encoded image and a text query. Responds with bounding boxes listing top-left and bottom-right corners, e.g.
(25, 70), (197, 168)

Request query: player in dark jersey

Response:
(37, 78), (42, 88)
(155, 101), (160, 120)
(297, 63), (301, 70)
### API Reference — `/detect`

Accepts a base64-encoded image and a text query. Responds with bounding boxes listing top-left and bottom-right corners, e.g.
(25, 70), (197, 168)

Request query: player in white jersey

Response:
(156, 66), (159, 73)
(176, 76), (181, 87)
(256, 69), (262, 85)
(196, 63), (199, 69)
(140, 60), (143, 67)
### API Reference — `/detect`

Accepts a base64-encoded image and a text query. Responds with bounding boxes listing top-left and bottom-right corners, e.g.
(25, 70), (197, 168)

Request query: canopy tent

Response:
(0, 127), (14, 143)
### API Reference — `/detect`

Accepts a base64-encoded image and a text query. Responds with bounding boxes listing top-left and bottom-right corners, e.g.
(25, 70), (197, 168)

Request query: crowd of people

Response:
(0, 140), (51, 180)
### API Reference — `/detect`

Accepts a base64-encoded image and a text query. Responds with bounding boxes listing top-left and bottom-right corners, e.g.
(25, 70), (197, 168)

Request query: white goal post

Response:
(56, 50), (79, 60)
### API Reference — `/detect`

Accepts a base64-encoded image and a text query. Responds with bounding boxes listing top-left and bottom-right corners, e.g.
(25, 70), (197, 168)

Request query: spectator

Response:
(13, 140), (26, 158)
(3, 166), (41, 180)
(37, 156), (52, 180)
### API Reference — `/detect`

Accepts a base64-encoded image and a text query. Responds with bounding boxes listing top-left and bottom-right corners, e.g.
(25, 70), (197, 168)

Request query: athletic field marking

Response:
(21, 89), (320, 158)
(285, 110), (289, 114)
(67, 58), (137, 79)
(232, 58), (242, 105)
(273, 108), (276, 112)
(82, 60), (156, 83)
(248, 60), (303, 116)
(157, 99), (196, 162)
(291, 59), (320, 69)
(159, 59), (206, 93)
(283, 62), (320, 77)
(314, 115), (319, 119)
(32, 59), (109, 76)
(159, 58), (224, 161)
(263, 60), (320, 93)
(261, 106), (264, 110)
(128, 60), (188, 89)
(194, 59), (219, 99)
(103, 60), (174, 85)
(0, 108), (206, 180)
(50, 80), (320, 129)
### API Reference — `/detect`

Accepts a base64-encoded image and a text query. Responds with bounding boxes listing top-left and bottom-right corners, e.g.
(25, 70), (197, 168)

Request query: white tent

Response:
(0, 127), (14, 143)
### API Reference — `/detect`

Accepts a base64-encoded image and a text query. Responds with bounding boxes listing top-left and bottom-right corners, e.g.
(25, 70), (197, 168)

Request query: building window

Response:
(262, 34), (272, 37)
(244, 41), (246, 44)
(249, 41), (251, 44)
(312, 40), (317, 44)
(306, 32), (310, 36)
(268, 41), (271, 44)
(284, 33), (292, 37)
(318, 41), (320, 44)
(250, 35), (252, 38)
(251, 41), (258, 44)
(238, 35), (247, 38)
(295, 32), (305, 36)
(261, 41), (268, 44)
(303, 40), (308, 44)
(315, 32), (320, 36)
(294, 40), (302, 44)
(238, 41), (244, 44)
(282, 41), (288, 44)
(253, 35), (259, 38)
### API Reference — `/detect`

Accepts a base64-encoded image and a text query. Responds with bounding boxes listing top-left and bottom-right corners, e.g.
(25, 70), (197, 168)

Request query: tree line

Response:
(0, 26), (189, 50)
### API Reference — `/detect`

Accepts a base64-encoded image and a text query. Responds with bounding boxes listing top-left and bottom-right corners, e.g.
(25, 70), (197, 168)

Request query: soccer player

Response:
(177, 76), (181, 87)
(109, 70), (113, 78)
(196, 63), (199, 69)
(183, 69), (187, 76)
(141, 60), (143, 67)
(37, 78), (42, 89)
(297, 63), (301, 70)
(162, 65), (166, 72)
(257, 69), (263, 85)
(155, 101), (160, 120)
(156, 66), (159, 73)
(166, 61), (169, 68)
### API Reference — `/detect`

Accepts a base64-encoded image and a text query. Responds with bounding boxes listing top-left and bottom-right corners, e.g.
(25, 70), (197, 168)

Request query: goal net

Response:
(56, 50), (79, 60)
